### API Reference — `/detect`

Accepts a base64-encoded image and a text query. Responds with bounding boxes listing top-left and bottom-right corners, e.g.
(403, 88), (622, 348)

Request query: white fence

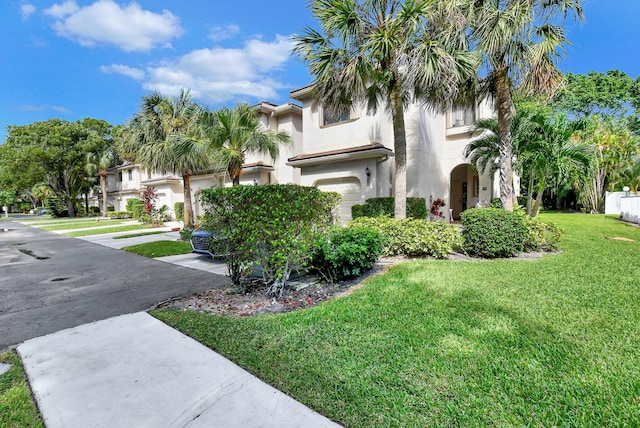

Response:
(620, 195), (640, 224)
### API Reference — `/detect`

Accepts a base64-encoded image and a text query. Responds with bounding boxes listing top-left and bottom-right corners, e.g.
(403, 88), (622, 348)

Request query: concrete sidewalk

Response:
(18, 312), (342, 428)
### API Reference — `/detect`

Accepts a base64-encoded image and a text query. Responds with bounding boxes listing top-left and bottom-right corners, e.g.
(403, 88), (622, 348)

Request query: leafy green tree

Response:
(294, 0), (476, 219)
(204, 103), (290, 186)
(555, 70), (637, 118)
(119, 90), (212, 228)
(0, 190), (16, 215)
(0, 118), (113, 217)
(465, 0), (584, 211)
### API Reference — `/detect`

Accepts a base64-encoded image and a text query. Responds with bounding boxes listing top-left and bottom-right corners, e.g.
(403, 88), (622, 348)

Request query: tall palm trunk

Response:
(100, 170), (108, 217)
(495, 66), (515, 211)
(391, 90), (407, 219)
(182, 172), (194, 228)
(531, 178), (546, 217)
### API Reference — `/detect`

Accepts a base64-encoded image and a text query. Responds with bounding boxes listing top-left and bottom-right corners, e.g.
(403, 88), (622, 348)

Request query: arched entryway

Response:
(450, 164), (479, 220)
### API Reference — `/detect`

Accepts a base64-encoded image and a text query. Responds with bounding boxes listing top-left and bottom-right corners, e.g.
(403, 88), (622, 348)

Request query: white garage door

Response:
(315, 177), (363, 224)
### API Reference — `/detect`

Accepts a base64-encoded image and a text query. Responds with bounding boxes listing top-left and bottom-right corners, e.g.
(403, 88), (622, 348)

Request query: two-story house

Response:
(100, 87), (498, 222)
(286, 85), (497, 222)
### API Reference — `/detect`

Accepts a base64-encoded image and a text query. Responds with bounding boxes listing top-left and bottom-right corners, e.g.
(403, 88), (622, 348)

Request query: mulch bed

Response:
(155, 251), (553, 317)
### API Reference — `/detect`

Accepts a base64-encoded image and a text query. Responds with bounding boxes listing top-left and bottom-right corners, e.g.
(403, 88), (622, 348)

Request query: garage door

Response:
(315, 177), (363, 224)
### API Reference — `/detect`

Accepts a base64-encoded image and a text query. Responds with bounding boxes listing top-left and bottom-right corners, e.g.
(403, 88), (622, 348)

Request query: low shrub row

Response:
(352, 197), (428, 219)
(348, 216), (462, 259)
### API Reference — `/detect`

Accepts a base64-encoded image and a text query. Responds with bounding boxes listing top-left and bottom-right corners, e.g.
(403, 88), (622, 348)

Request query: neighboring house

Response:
(95, 88), (498, 222)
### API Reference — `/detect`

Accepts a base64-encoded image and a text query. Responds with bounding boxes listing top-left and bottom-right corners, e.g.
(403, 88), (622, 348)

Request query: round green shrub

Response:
(517, 212), (564, 251)
(126, 198), (144, 211)
(461, 208), (527, 258)
(312, 226), (383, 282)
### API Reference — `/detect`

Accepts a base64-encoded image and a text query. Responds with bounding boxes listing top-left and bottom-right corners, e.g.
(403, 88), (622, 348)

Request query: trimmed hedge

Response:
(107, 211), (133, 219)
(312, 226), (383, 283)
(351, 197), (428, 219)
(348, 216), (461, 259)
(126, 198), (144, 211)
(200, 184), (341, 293)
(174, 202), (184, 222)
(461, 208), (527, 258)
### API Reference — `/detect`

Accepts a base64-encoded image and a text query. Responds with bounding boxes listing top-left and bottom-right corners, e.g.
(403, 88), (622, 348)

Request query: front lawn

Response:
(122, 240), (192, 258)
(153, 214), (640, 427)
(65, 224), (151, 237)
(38, 219), (131, 231)
(0, 352), (43, 427)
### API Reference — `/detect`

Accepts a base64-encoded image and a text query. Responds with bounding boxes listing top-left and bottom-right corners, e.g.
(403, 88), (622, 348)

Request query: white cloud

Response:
(43, 0), (78, 19)
(100, 64), (145, 81)
(20, 3), (37, 21)
(209, 24), (241, 42)
(44, 0), (183, 52)
(140, 35), (295, 103)
(19, 105), (71, 114)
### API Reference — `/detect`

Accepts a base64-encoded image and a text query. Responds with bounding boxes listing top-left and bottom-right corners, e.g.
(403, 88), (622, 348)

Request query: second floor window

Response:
(128, 170), (133, 181)
(118, 172), (123, 182)
(322, 107), (351, 126)
(450, 106), (475, 128)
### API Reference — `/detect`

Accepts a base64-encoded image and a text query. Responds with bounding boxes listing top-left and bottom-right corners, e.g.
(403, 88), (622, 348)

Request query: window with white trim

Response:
(449, 106), (476, 128)
(322, 107), (351, 126)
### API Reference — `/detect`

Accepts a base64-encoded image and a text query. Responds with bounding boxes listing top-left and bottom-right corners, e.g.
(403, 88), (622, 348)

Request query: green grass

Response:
(122, 240), (192, 258)
(113, 231), (169, 240)
(153, 214), (640, 427)
(0, 352), (43, 427)
(38, 219), (131, 231)
(65, 224), (151, 237)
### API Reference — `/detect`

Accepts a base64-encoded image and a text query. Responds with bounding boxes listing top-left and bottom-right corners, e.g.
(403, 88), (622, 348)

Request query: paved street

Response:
(0, 219), (229, 351)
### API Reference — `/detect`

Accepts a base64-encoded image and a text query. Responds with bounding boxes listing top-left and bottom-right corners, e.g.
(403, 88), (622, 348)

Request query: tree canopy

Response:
(0, 118), (113, 217)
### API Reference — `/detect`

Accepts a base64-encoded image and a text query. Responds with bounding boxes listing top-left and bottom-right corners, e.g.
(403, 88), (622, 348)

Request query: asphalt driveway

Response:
(0, 220), (229, 351)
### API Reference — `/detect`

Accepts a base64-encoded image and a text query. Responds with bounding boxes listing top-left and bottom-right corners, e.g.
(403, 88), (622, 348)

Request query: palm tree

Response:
(86, 150), (116, 216)
(621, 155), (640, 194)
(119, 90), (212, 228)
(523, 113), (591, 216)
(206, 103), (290, 186)
(293, 0), (476, 219)
(465, 110), (542, 213)
(466, 0), (584, 211)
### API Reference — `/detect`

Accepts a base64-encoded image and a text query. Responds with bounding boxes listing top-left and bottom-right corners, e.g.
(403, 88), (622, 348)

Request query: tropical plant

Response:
(464, 110), (537, 178)
(574, 116), (639, 212)
(86, 149), (117, 216)
(465, 0), (584, 211)
(519, 113), (592, 216)
(621, 154), (640, 194)
(204, 103), (290, 186)
(119, 89), (212, 228)
(293, 0), (476, 219)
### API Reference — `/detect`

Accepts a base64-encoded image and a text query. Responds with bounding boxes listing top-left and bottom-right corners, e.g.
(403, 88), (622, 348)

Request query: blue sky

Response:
(2, 0), (639, 141)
